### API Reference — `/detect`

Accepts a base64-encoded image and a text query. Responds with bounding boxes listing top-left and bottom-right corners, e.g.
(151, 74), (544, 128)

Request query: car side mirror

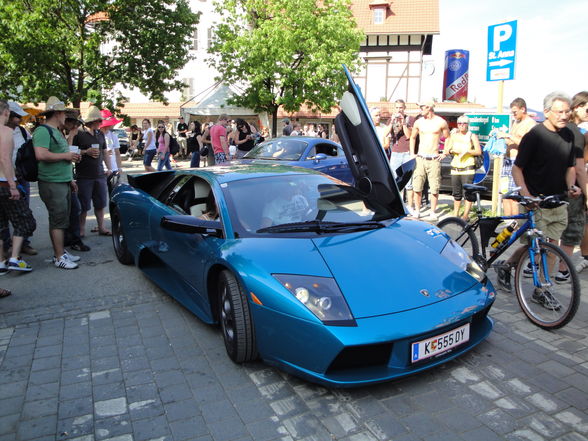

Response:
(161, 215), (222, 236)
(313, 153), (327, 163)
(394, 158), (416, 191)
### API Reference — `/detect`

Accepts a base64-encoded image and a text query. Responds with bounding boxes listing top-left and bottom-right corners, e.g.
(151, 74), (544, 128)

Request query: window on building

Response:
(192, 28), (198, 50)
(207, 27), (214, 48)
(373, 8), (384, 24)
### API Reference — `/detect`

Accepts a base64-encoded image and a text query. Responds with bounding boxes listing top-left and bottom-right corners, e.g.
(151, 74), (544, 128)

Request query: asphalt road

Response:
(1, 160), (587, 441)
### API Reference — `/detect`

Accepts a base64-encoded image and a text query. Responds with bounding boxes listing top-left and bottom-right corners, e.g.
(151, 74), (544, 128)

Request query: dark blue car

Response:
(234, 136), (353, 184)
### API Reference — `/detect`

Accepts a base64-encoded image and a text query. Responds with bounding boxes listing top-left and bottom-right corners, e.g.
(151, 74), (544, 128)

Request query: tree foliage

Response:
(0, 0), (200, 107)
(208, 0), (363, 136)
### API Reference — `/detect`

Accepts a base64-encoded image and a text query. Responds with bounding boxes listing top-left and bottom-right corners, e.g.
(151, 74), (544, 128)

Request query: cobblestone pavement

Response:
(1, 164), (587, 441)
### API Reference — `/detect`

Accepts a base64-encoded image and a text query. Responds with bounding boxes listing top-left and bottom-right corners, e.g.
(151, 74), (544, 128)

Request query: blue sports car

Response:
(234, 136), (353, 184)
(110, 69), (495, 387)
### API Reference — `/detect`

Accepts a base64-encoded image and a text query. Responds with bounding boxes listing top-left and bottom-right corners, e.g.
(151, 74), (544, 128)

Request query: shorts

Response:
(38, 180), (71, 230)
(143, 149), (157, 166)
(450, 173), (474, 201)
(0, 186), (36, 238)
(561, 195), (586, 246)
(390, 151), (413, 190)
(500, 158), (516, 194)
(214, 152), (227, 164)
(524, 204), (568, 242)
(412, 157), (441, 193)
(77, 177), (108, 212)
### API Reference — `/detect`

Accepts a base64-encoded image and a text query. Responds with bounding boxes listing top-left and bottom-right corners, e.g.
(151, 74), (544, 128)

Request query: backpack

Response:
(466, 131), (483, 170)
(168, 136), (180, 155)
(15, 124), (57, 182)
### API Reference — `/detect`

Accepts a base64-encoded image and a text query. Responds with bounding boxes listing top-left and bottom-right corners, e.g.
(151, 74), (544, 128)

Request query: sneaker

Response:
(21, 244), (38, 256)
(523, 262), (534, 278)
(575, 258), (588, 273)
(63, 250), (81, 262)
(70, 242), (91, 252)
(532, 289), (561, 310)
(428, 212), (439, 222)
(555, 270), (570, 284)
(53, 255), (78, 269)
(494, 260), (512, 291)
(7, 257), (32, 272)
(0, 261), (7, 276)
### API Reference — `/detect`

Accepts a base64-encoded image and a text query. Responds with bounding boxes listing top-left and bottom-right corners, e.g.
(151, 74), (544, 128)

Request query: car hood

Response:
(311, 221), (481, 319)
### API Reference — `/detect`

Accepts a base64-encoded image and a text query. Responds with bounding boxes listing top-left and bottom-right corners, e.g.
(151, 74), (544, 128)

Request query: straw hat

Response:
(39, 96), (69, 115)
(84, 106), (103, 124)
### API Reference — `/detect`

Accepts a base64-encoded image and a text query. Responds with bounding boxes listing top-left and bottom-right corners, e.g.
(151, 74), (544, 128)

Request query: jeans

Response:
(190, 151), (200, 168)
(157, 152), (172, 171)
(390, 151), (413, 190)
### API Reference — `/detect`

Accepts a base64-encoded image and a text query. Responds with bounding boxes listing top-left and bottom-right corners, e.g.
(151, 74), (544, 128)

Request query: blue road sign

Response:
(487, 20), (517, 81)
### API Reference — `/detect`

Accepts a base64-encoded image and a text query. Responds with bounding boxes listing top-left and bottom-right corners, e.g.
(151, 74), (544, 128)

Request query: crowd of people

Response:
(1, 90), (587, 298)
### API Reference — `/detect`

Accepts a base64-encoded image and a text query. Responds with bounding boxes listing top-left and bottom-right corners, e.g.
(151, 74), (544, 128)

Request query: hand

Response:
(70, 152), (81, 163)
(70, 181), (78, 193)
(568, 185), (582, 198)
(88, 148), (100, 158)
(9, 187), (20, 200)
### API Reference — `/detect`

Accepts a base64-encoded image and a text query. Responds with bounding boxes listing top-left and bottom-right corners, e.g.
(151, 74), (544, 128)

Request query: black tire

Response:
(514, 242), (580, 329)
(218, 270), (258, 363)
(111, 206), (133, 265)
(437, 216), (480, 258)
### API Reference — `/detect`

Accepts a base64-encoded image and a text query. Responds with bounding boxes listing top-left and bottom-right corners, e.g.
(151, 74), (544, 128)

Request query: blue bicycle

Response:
(437, 184), (580, 329)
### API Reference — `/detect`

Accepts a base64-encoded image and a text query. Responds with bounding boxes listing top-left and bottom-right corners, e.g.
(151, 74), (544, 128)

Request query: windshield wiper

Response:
(256, 220), (385, 234)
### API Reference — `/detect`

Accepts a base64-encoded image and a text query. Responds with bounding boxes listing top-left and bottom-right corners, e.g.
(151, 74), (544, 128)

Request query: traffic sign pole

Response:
(493, 80), (505, 215)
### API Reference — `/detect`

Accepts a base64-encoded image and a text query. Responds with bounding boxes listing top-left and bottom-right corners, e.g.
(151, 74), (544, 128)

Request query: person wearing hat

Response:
(442, 114), (482, 219)
(33, 96), (82, 269)
(282, 118), (293, 136)
(0, 99), (37, 276)
(100, 109), (123, 191)
(72, 105), (112, 240)
(1, 101), (38, 257)
(409, 100), (450, 220)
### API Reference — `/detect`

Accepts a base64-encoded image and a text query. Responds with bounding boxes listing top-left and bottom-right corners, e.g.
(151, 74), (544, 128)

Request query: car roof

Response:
(130, 163), (324, 185)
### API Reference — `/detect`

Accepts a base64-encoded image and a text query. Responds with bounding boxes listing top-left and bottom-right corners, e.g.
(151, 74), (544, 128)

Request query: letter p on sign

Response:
(493, 24), (512, 51)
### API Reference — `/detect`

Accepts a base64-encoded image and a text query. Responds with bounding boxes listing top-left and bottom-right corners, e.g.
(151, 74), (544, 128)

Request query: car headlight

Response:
(273, 274), (356, 326)
(441, 240), (486, 283)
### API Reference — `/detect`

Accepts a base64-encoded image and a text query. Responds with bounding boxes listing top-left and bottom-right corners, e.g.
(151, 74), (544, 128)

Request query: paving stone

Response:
(128, 398), (165, 421)
(95, 414), (133, 440)
(556, 387), (588, 411)
(93, 382), (126, 402)
(163, 399), (202, 423)
(122, 370), (154, 387)
(169, 415), (209, 441)
(364, 412), (409, 440)
(21, 397), (59, 420)
(159, 383), (194, 404)
(25, 382), (59, 402)
(57, 414), (94, 439)
(477, 408), (521, 435)
(131, 415), (171, 441)
(0, 414), (19, 436)
(0, 397), (24, 419)
(17, 414), (57, 440)
(59, 397), (95, 420)
(60, 381), (93, 401)
(61, 368), (92, 386)
(207, 416), (250, 441)
(95, 397), (128, 418)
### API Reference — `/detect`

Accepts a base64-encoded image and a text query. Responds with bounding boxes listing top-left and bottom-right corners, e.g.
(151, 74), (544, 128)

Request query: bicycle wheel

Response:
(514, 242), (580, 329)
(437, 217), (480, 258)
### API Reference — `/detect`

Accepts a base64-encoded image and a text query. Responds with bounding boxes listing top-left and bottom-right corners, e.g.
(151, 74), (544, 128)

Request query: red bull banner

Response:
(443, 49), (469, 103)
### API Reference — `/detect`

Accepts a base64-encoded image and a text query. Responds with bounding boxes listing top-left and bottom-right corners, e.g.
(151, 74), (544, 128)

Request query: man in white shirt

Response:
(100, 109), (123, 193)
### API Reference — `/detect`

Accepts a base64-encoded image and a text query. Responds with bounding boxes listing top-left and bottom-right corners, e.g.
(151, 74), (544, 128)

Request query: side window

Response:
(336, 146), (345, 157)
(315, 144), (338, 157)
(167, 176), (196, 214)
(158, 175), (191, 205)
(306, 146), (316, 159)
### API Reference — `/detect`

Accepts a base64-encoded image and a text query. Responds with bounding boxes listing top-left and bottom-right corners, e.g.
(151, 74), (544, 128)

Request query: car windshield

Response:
(222, 174), (396, 237)
(244, 139), (307, 161)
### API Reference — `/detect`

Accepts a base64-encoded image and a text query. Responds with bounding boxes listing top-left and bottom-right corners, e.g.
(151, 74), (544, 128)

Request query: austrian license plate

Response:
(411, 323), (470, 363)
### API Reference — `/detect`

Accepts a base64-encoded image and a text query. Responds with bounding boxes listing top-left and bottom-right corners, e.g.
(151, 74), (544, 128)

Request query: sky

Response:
(420, 0), (587, 111)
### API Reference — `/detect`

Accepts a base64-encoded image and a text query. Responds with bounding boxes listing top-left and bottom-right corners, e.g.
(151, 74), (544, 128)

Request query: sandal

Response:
(90, 227), (99, 233)
(98, 230), (112, 236)
(70, 242), (91, 252)
(0, 288), (12, 298)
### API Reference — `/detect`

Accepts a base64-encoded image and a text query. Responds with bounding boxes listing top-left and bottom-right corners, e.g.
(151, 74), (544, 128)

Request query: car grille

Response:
(326, 342), (394, 373)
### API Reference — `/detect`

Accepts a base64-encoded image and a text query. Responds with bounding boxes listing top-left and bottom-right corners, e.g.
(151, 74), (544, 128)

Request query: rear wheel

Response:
(111, 206), (133, 265)
(218, 270), (258, 363)
(437, 217), (480, 258)
(514, 242), (580, 329)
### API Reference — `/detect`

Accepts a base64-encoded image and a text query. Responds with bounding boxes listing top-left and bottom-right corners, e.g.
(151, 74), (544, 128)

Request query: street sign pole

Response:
(493, 80), (505, 215)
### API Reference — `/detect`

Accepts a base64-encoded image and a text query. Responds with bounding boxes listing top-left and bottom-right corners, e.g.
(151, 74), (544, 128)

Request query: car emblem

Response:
(420, 289), (430, 297)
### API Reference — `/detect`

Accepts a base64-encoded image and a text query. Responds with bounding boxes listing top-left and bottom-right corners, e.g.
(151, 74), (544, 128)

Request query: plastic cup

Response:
(69, 146), (80, 154)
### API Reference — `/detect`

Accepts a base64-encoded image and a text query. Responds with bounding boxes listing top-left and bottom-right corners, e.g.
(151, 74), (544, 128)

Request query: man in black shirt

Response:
(495, 92), (579, 293)
(177, 116), (188, 158)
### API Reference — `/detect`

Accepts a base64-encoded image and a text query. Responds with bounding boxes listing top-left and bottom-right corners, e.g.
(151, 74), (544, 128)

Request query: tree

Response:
(208, 0), (363, 137)
(0, 0), (200, 108)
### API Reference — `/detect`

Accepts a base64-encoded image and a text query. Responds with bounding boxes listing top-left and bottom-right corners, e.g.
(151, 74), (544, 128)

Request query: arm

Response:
(567, 166), (581, 198)
(145, 130), (153, 147)
(220, 134), (229, 155)
(403, 116), (413, 139)
(0, 129), (19, 199)
(442, 135), (453, 157)
(512, 165), (530, 197)
(164, 133), (171, 152)
(196, 134), (203, 149)
(471, 133), (482, 156)
(441, 120), (450, 139)
(34, 146), (75, 162)
(409, 122), (419, 156)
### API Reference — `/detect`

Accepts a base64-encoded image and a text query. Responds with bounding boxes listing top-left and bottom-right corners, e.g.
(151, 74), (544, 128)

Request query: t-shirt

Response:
(32, 125), (72, 183)
(104, 131), (120, 172)
(237, 130), (254, 152)
(143, 127), (156, 150)
(73, 129), (106, 179)
(515, 123), (576, 196)
(177, 122), (188, 138)
(282, 124), (293, 136)
(390, 115), (415, 153)
(210, 124), (227, 154)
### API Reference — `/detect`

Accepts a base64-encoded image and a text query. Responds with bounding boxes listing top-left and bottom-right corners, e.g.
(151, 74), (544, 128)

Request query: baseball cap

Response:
(282, 118), (290, 124)
(8, 101), (28, 117)
(418, 100), (435, 109)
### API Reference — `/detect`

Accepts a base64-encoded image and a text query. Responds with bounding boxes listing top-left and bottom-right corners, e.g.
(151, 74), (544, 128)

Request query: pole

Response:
(492, 80), (504, 215)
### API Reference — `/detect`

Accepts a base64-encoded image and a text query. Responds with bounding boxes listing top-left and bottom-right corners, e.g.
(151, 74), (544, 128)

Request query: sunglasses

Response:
(157, 126), (165, 129)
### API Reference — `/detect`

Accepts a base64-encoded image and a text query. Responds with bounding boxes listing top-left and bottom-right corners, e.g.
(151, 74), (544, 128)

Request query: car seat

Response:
(189, 180), (211, 218)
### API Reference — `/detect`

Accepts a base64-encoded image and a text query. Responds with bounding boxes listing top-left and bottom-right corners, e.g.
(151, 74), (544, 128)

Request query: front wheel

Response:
(514, 242), (580, 329)
(111, 206), (133, 265)
(218, 270), (258, 363)
(437, 217), (480, 258)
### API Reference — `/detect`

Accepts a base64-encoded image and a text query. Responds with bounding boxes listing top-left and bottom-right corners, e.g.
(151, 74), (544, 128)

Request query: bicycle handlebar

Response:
(503, 191), (568, 209)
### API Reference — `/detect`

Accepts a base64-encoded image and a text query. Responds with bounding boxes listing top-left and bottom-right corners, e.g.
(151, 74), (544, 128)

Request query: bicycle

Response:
(437, 183), (580, 329)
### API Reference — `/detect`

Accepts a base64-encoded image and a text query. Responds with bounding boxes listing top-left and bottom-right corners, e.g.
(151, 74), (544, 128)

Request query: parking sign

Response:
(487, 20), (517, 81)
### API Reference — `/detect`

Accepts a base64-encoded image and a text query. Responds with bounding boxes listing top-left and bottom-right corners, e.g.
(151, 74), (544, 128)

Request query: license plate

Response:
(411, 324), (470, 363)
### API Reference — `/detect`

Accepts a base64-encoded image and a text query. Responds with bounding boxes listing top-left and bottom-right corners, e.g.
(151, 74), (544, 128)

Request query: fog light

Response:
(295, 287), (309, 304)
